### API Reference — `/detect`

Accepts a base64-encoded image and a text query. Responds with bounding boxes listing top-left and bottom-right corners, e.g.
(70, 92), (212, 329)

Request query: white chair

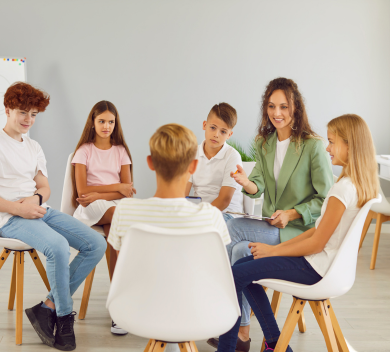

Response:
(359, 184), (390, 269)
(61, 153), (111, 319)
(106, 223), (240, 352)
(0, 239), (50, 345)
(252, 196), (381, 352)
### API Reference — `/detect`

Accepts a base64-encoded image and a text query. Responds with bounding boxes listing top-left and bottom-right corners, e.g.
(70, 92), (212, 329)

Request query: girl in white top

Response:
(217, 114), (379, 352)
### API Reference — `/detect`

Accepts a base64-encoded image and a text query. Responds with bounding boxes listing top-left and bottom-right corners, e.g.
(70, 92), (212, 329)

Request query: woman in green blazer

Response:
(208, 78), (333, 352)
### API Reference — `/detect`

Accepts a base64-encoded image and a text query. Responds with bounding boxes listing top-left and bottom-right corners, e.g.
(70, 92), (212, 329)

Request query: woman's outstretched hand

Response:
(230, 164), (249, 187)
(249, 242), (275, 259)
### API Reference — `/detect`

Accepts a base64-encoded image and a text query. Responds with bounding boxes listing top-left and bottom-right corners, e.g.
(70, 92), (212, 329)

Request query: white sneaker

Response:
(111, 320), (128, 335)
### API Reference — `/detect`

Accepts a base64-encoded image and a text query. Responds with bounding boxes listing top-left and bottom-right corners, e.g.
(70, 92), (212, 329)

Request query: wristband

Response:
(34, 193), (43, 206)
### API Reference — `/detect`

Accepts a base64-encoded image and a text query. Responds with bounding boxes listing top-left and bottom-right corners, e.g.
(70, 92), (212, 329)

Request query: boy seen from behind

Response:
(185, 103), (243, 222)
(108, 124), (231, 251)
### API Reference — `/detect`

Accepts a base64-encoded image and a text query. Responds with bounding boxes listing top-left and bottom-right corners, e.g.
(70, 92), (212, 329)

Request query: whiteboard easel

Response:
(0, 57), (27, 129)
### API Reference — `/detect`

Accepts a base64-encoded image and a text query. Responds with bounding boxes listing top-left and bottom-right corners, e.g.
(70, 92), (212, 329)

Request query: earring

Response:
(290, 121), (297, 131)
(92, 126), (95, 129)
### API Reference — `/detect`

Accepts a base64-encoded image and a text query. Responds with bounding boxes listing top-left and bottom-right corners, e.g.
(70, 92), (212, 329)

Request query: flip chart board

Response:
(0, 57), (27, 128)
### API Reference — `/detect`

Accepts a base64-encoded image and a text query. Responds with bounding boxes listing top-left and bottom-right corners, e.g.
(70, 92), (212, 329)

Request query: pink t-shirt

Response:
(72, 143), (131, 186)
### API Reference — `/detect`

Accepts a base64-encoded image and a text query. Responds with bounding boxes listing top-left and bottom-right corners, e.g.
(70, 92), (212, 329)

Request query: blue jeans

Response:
(0, 208), (107, 317)
(222, 213), (234, 222)
(218, 255), (322, 352)
(226, 218), (280, 326)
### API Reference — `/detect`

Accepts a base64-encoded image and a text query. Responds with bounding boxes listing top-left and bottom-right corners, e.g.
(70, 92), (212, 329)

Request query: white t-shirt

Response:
(0, 129), (48, 228)
(273, 137), (290, 189)
(108, 197), (231, 250)
(189, 141), (243, 214)
(305, 177), (359, 277)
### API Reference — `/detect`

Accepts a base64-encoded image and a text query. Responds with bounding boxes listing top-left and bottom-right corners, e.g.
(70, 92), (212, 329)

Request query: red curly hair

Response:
(4, 82), (50, 112)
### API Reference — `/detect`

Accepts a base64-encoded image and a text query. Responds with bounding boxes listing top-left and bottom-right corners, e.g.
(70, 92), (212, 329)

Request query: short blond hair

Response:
(327, 114), (378, 208)
(149, 123), (198, 181)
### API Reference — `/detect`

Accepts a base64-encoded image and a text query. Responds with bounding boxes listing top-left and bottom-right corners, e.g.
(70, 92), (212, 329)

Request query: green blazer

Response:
(243, 131), (333, 242)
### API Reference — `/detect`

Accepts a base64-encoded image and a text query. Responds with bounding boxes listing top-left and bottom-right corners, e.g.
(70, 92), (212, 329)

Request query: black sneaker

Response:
(54, 311), (77, 351)
(25, 301), (56, 347)
(111, 320), (128, 335)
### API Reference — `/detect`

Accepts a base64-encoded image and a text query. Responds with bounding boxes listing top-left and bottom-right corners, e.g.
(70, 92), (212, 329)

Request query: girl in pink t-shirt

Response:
(71, 101), (135, 292)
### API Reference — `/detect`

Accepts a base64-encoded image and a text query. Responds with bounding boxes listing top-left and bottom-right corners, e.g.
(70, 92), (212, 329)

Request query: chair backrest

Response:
(313, 195), (381, 298)
(106, 223), (240, 342)
(60, 153), (76, 216)
(370, 183), (390, 215)
(242, 162), (256, 214)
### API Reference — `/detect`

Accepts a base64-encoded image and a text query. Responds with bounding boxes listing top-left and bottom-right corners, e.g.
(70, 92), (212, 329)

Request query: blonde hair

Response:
(327, 114), (378, 207)
(149, 123), (198, 182)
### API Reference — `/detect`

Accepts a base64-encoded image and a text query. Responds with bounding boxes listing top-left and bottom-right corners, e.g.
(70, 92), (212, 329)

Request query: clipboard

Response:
(225, 211), (275, 221)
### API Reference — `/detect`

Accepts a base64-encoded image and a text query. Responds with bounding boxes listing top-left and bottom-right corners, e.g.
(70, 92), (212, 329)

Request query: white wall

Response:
(1, 0), (390, 209)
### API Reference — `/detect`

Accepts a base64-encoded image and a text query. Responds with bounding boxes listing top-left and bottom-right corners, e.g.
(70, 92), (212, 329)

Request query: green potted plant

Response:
(227, 138), (262, 214)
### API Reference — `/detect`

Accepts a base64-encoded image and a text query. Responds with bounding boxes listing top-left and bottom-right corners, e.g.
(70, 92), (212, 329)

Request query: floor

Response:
(0, 230), (389, 352)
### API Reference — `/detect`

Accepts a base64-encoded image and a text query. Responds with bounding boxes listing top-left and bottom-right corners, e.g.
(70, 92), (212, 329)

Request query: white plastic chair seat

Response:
(371, 196), (390, 216)
(0, 238), (33, 251)
(91, 225), (106, 237)
(254, 196), (381, 300)
(254, 278), (344, 301)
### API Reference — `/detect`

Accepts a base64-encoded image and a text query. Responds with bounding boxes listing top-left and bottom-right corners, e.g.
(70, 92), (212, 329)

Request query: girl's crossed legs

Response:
(218, 255), (322, 352)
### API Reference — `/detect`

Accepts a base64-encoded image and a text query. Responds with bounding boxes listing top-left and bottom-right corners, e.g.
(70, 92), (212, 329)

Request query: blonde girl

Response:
(217, 114), (378, 352)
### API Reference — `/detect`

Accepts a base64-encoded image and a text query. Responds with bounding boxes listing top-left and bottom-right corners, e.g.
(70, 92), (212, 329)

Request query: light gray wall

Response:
(2, 0), (390, 209)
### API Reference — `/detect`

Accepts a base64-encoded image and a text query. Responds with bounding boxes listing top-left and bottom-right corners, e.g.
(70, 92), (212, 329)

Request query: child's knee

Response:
(231, 241), (251, 264)
(92, 233), (107, 257)
(46, 238), (70, 261)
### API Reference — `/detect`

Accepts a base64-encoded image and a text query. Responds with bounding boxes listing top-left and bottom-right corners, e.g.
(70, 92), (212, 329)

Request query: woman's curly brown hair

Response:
(4, 82), (50, 112)
(257, 77), (318, 149)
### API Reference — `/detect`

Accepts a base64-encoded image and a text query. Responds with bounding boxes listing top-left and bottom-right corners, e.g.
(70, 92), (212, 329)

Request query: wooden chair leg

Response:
(144, 339), (157, 352)
(105, 243), (111, 281)
(178, 342), (192, 352)
(28, 249), (51, 291)
(0, 248), (12, 269)
(359, 211), (374, 251)
(189, 341), (199, 352)
(109, 244), (117, 281)
(79, 267), (96, 320)
(261, 290), (283, 352)
(311, 300), (339, 351)
(15, 251), (24, 345)
(309, 301), (327, 335)
(298, 310), (307, 333)
(327, 300), (349, 352)
(8, 253), (17, 310)
(153, 341), (168, 352)
(274, 298), (306, 352)
(370, 213), (389, 269)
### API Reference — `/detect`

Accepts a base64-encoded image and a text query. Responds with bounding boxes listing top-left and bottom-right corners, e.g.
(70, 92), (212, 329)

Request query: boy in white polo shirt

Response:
(108, 123), (230, 253)
(186, 103), (243, 222)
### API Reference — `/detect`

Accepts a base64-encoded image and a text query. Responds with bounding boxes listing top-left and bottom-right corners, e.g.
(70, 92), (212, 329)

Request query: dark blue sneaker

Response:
(264, 341), (293, 352)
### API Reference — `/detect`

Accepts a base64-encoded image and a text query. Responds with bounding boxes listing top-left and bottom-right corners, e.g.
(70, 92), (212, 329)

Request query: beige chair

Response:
(0, 239), (50, 345)
(60, 153), (111, 319)
(359, 184), (390, 269)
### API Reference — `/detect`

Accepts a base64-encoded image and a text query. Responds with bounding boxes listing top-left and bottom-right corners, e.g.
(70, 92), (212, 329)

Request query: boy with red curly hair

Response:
(0, 82), (106, 351)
